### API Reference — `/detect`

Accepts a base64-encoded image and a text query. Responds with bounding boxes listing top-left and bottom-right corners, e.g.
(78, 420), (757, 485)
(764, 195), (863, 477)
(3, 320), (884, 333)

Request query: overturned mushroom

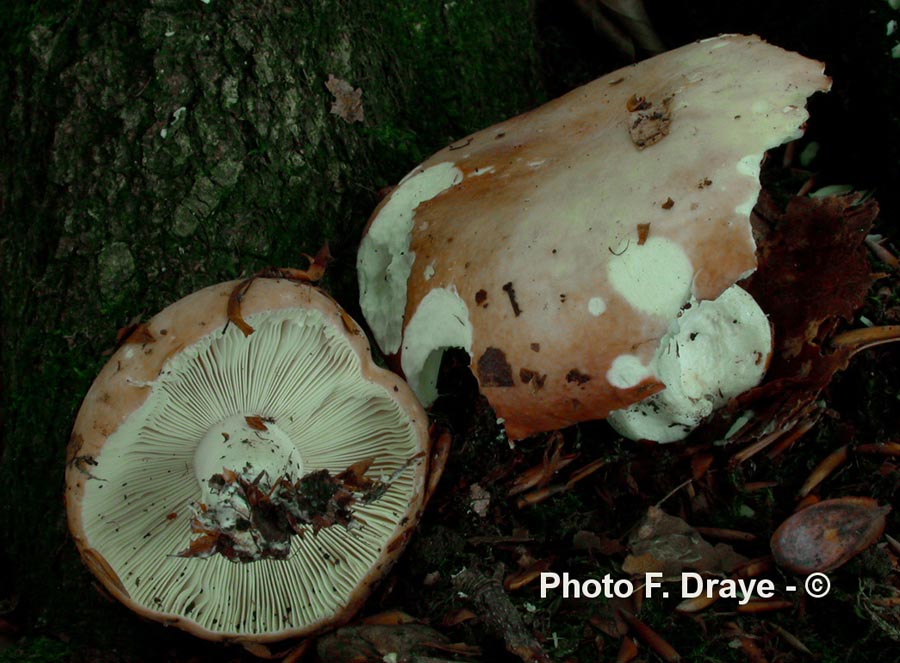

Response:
(65, 279), (429, 642)
(358, 34), (830, 441)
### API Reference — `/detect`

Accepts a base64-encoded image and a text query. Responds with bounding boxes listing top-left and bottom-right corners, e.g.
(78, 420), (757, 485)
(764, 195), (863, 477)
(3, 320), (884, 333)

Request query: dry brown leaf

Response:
(118, 322), (155, 345)
(573, 529), (625, 556)
(504, 558), (553, 591)
(315, 623), (449, 662)
(771, 496), (890, 574)
(244, 415), (271, 431)
(709, 193), (879, 453)
(325, 74), (365, 124)
(747, 193), (876, 359)
(360, 610), (420, 626)
(623, 507), (747, 576)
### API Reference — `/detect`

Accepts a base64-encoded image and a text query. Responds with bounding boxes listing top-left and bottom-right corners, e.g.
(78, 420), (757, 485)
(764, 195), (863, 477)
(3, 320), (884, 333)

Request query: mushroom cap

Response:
(358, 34), (830, 440)
(65, 279), (430, 643)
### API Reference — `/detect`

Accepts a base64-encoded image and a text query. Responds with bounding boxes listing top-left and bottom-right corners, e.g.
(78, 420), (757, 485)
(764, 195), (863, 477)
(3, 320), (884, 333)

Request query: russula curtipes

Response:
(65, 279), (429, 642)
(357, 34), (830, 442)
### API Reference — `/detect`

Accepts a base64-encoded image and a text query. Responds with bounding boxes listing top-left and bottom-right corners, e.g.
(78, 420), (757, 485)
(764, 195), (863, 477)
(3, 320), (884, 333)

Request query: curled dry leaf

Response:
(771, 496), (891, 574)
(227, 244), (333, 337)
(712, 193), (880, 453)
(118, 322), (155, 346)
(623, 507), (747, 576)
(504, 558), (553, 592)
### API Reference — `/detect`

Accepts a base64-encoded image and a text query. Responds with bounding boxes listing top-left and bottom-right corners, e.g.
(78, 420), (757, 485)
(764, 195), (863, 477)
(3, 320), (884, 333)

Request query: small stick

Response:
(565, 457), (607, 488)
(693, 526), (757, 543)
(797, 445), (849, 498)
(855, 442), (900, 456)
(731, 427), (785, 466)
(865, 235), (900, 269)
(766, 418), (818, 460)
(737, 599), (794, 613)
(830, 325), (900, 356)
(617, 610), (681, 663)
(769, 622), (814, 656)
(453, 568), (551, 663)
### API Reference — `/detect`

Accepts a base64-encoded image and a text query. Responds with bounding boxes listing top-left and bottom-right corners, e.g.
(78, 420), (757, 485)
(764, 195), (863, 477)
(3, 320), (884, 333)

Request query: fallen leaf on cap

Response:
(771, 496), (890, 574)
(326, 74), (365, 123)
(118, 322), (155, 346)
(623, 506), (746, 576)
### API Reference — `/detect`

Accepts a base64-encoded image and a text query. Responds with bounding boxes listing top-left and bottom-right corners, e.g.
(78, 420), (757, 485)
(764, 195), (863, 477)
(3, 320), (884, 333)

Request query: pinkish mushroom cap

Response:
(65, 279), (429, 642)
(358, 34), (830, 441)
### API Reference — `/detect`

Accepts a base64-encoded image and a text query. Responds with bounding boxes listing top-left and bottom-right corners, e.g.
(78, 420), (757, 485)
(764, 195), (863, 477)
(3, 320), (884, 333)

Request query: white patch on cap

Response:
(735, 193), (759, 217)
(423, 261), (436, 281)
(358, 162), (463, 354)
(733, 154), (763, 217)
(607, 236), (693, 320)
(607, 354), (653, 389)
(608, 284), (772, 443)
(401, 287), (473, 406)
(736, 154), (762, 178)
(588, 297), (607, 317)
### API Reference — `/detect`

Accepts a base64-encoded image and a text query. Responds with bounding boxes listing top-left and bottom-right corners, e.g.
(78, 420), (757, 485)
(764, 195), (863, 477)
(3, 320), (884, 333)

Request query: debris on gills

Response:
(177, 455), (421, 562)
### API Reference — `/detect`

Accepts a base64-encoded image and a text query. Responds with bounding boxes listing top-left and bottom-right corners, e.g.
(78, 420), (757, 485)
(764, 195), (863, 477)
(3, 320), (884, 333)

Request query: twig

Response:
(452, 568), (551, 663)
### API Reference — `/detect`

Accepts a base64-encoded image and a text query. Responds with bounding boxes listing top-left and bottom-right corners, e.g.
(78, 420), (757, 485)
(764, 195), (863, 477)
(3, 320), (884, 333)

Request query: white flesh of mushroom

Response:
(358, 162), (463, 354)
(607, 284), (771, 443)
(400, 286), (473, 405)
